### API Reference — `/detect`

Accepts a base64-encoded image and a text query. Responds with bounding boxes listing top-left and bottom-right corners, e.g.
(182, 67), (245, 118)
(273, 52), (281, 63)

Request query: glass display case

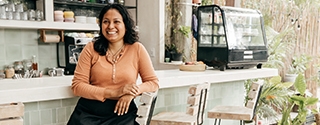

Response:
(196, 5), (268, 71)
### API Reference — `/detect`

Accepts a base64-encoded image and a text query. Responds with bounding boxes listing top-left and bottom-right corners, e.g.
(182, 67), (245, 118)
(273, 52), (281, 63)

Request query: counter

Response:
(0, 68), (278, 104)
(0, 68), (278, 125)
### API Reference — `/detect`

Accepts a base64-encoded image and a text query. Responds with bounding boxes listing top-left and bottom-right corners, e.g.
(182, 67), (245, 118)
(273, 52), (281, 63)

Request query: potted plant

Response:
(284, 54), (311, 83)
(277, 73), (318, 125)
(165, 43), (183, 62)
(246, 76), (294, 122)
(164, 0), (192, 62)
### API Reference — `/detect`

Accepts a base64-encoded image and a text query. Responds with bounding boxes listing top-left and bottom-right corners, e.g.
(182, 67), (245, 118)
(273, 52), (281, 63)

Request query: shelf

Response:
(199, 34), (213, 36)
(213, 34), (225, 37)
(0, 20), (99, 31)
(0, 0), (136, 31)
(199, 34), (225, 37)
(198, 44), (227, 48)
(53, 1), (136, 9)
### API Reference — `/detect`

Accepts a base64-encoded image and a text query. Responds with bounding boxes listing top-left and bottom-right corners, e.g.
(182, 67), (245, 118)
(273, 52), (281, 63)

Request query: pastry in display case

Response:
(196, 5), (268, 71)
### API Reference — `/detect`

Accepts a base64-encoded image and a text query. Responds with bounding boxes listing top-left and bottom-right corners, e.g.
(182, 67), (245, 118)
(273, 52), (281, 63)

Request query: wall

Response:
(138, 0), (179, 70)
(0, 28), (59, 72)
(0, 0), (177, 71)
(23, 97), (78, 125)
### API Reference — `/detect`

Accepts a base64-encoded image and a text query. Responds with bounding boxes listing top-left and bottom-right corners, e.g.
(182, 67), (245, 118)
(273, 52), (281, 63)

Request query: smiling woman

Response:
(67, 4), (159, 125)
(101, 9), (126, 44)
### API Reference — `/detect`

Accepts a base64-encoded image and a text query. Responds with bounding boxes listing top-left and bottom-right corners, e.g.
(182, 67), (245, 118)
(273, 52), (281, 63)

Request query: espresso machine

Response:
(57, 36), (93, 75)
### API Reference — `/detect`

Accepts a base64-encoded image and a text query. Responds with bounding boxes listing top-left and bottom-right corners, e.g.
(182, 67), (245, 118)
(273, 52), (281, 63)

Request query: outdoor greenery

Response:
(201, 0), (211, 5)
(278, 74), (318, 125)
(287, 54), (311, 74)
(245, 73), (318, 124)
(165, 0), (192, 61)
(241, 0), (320, 123)
(246, 76), (293, 120)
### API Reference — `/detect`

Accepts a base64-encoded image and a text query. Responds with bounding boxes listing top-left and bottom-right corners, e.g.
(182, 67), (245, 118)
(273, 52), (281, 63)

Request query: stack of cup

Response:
(86, 17), (96, 24)
(54, 10), (64, 22)
(75, 16), (86, 23)
(64, 11), (74, 22)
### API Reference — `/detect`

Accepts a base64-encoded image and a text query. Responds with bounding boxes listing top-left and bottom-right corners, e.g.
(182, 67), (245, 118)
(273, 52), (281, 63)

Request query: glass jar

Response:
(0, 70), (5, 79)
(5, 65), (15, 78)
(14, 61), (24, 74)
(23, 59), (32, 71)
(118, 0), (124, 5)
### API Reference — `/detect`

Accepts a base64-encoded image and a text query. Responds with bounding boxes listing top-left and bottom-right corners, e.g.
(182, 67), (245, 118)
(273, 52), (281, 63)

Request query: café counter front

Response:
(0, 68), (278, 125)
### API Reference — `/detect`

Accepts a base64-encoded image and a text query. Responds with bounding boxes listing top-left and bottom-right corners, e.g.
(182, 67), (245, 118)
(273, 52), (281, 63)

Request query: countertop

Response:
(0, 68), (278, 104)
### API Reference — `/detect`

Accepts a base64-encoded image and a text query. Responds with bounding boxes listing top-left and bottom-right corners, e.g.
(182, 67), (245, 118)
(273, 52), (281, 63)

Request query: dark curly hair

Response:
(94, 4), (139, 56)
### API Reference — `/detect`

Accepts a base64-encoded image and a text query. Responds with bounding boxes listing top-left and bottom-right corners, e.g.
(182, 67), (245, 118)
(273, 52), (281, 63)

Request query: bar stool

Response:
(150, 82), (210, 125)
(136, 91), (158, 125)
(207, 81), (263, 125)
(0, 102), (24, 125)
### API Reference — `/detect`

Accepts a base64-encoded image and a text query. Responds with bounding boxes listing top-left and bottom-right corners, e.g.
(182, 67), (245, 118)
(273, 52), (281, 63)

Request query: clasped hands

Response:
(114, 84), (140, 116)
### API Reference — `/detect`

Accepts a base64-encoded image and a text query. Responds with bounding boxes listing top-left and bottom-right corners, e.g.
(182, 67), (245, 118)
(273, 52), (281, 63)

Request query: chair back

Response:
(186, 82), (210, 125)
(245, 81), (263, 120)
(136, 91), (158, 125)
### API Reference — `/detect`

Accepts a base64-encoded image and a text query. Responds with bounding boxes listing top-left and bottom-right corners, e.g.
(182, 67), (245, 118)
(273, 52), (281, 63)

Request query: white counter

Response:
(0, 68), (278, 104)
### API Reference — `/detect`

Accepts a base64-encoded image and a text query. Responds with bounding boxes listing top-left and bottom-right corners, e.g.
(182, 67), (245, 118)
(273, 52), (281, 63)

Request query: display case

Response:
(196, 5), (268, 71)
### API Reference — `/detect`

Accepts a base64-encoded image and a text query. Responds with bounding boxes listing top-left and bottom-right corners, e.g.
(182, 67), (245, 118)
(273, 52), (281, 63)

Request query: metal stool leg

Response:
(218, 119), (221, 125)
(214, 119), (217, 125)
(240, 120), (243, 125)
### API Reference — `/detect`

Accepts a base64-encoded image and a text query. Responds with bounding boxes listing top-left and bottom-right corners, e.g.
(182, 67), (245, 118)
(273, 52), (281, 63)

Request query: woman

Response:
(67, 4), (159, 125)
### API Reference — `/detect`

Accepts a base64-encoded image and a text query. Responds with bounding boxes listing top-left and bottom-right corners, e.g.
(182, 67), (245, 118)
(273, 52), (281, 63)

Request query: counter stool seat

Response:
(207, 81), (263, 125)
(151, 112), (198, 125)
(150, 82), (210, 125)
(208, 105), (254, 120)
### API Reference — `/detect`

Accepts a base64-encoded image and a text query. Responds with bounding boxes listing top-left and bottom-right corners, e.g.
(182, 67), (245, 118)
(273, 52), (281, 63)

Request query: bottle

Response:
(32, 55), (38, 71)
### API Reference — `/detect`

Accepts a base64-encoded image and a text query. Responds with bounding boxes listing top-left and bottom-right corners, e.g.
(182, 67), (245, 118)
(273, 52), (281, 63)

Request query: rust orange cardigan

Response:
(71, 41), (159, 102)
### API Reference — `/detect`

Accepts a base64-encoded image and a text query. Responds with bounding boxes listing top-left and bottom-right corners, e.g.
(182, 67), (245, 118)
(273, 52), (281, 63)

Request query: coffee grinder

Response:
(57, 36), (93, 75)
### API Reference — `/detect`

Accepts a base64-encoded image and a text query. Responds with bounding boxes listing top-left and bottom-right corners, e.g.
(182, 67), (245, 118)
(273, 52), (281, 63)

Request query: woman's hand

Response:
(114, 95), (135, 116)
(119, 84), (140, 96)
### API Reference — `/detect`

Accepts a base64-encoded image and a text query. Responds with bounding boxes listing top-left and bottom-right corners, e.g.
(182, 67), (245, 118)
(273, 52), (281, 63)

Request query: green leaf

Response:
(290, 96), (306, 106)
(305, 97), (318, 106)
(294, 74), (306, 95)
(278, 106), (294, 125)
(311, 109), (319, 114)
(278, 82), (294, 89)
(269, 76), (282, 84)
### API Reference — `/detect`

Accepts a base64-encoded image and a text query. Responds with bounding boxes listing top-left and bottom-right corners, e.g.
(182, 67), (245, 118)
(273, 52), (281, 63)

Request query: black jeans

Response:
(67, 97), (139, 125)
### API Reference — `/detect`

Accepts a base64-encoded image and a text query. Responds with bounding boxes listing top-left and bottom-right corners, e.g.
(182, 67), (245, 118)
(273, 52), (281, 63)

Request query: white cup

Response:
(13, 11), (20, 20)
(6, 11), (13, 20)
(75, 16), (86, 23)
(108, 0), (114, 4)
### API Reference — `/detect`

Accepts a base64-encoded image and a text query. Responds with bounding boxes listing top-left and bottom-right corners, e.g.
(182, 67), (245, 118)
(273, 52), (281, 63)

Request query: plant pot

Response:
(283, 74), (298, 83)
(171, 53), (183, 61)
(165, 50), (171, 58)
(284, 74), (298, 90)
(164, 50), (171, 62)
